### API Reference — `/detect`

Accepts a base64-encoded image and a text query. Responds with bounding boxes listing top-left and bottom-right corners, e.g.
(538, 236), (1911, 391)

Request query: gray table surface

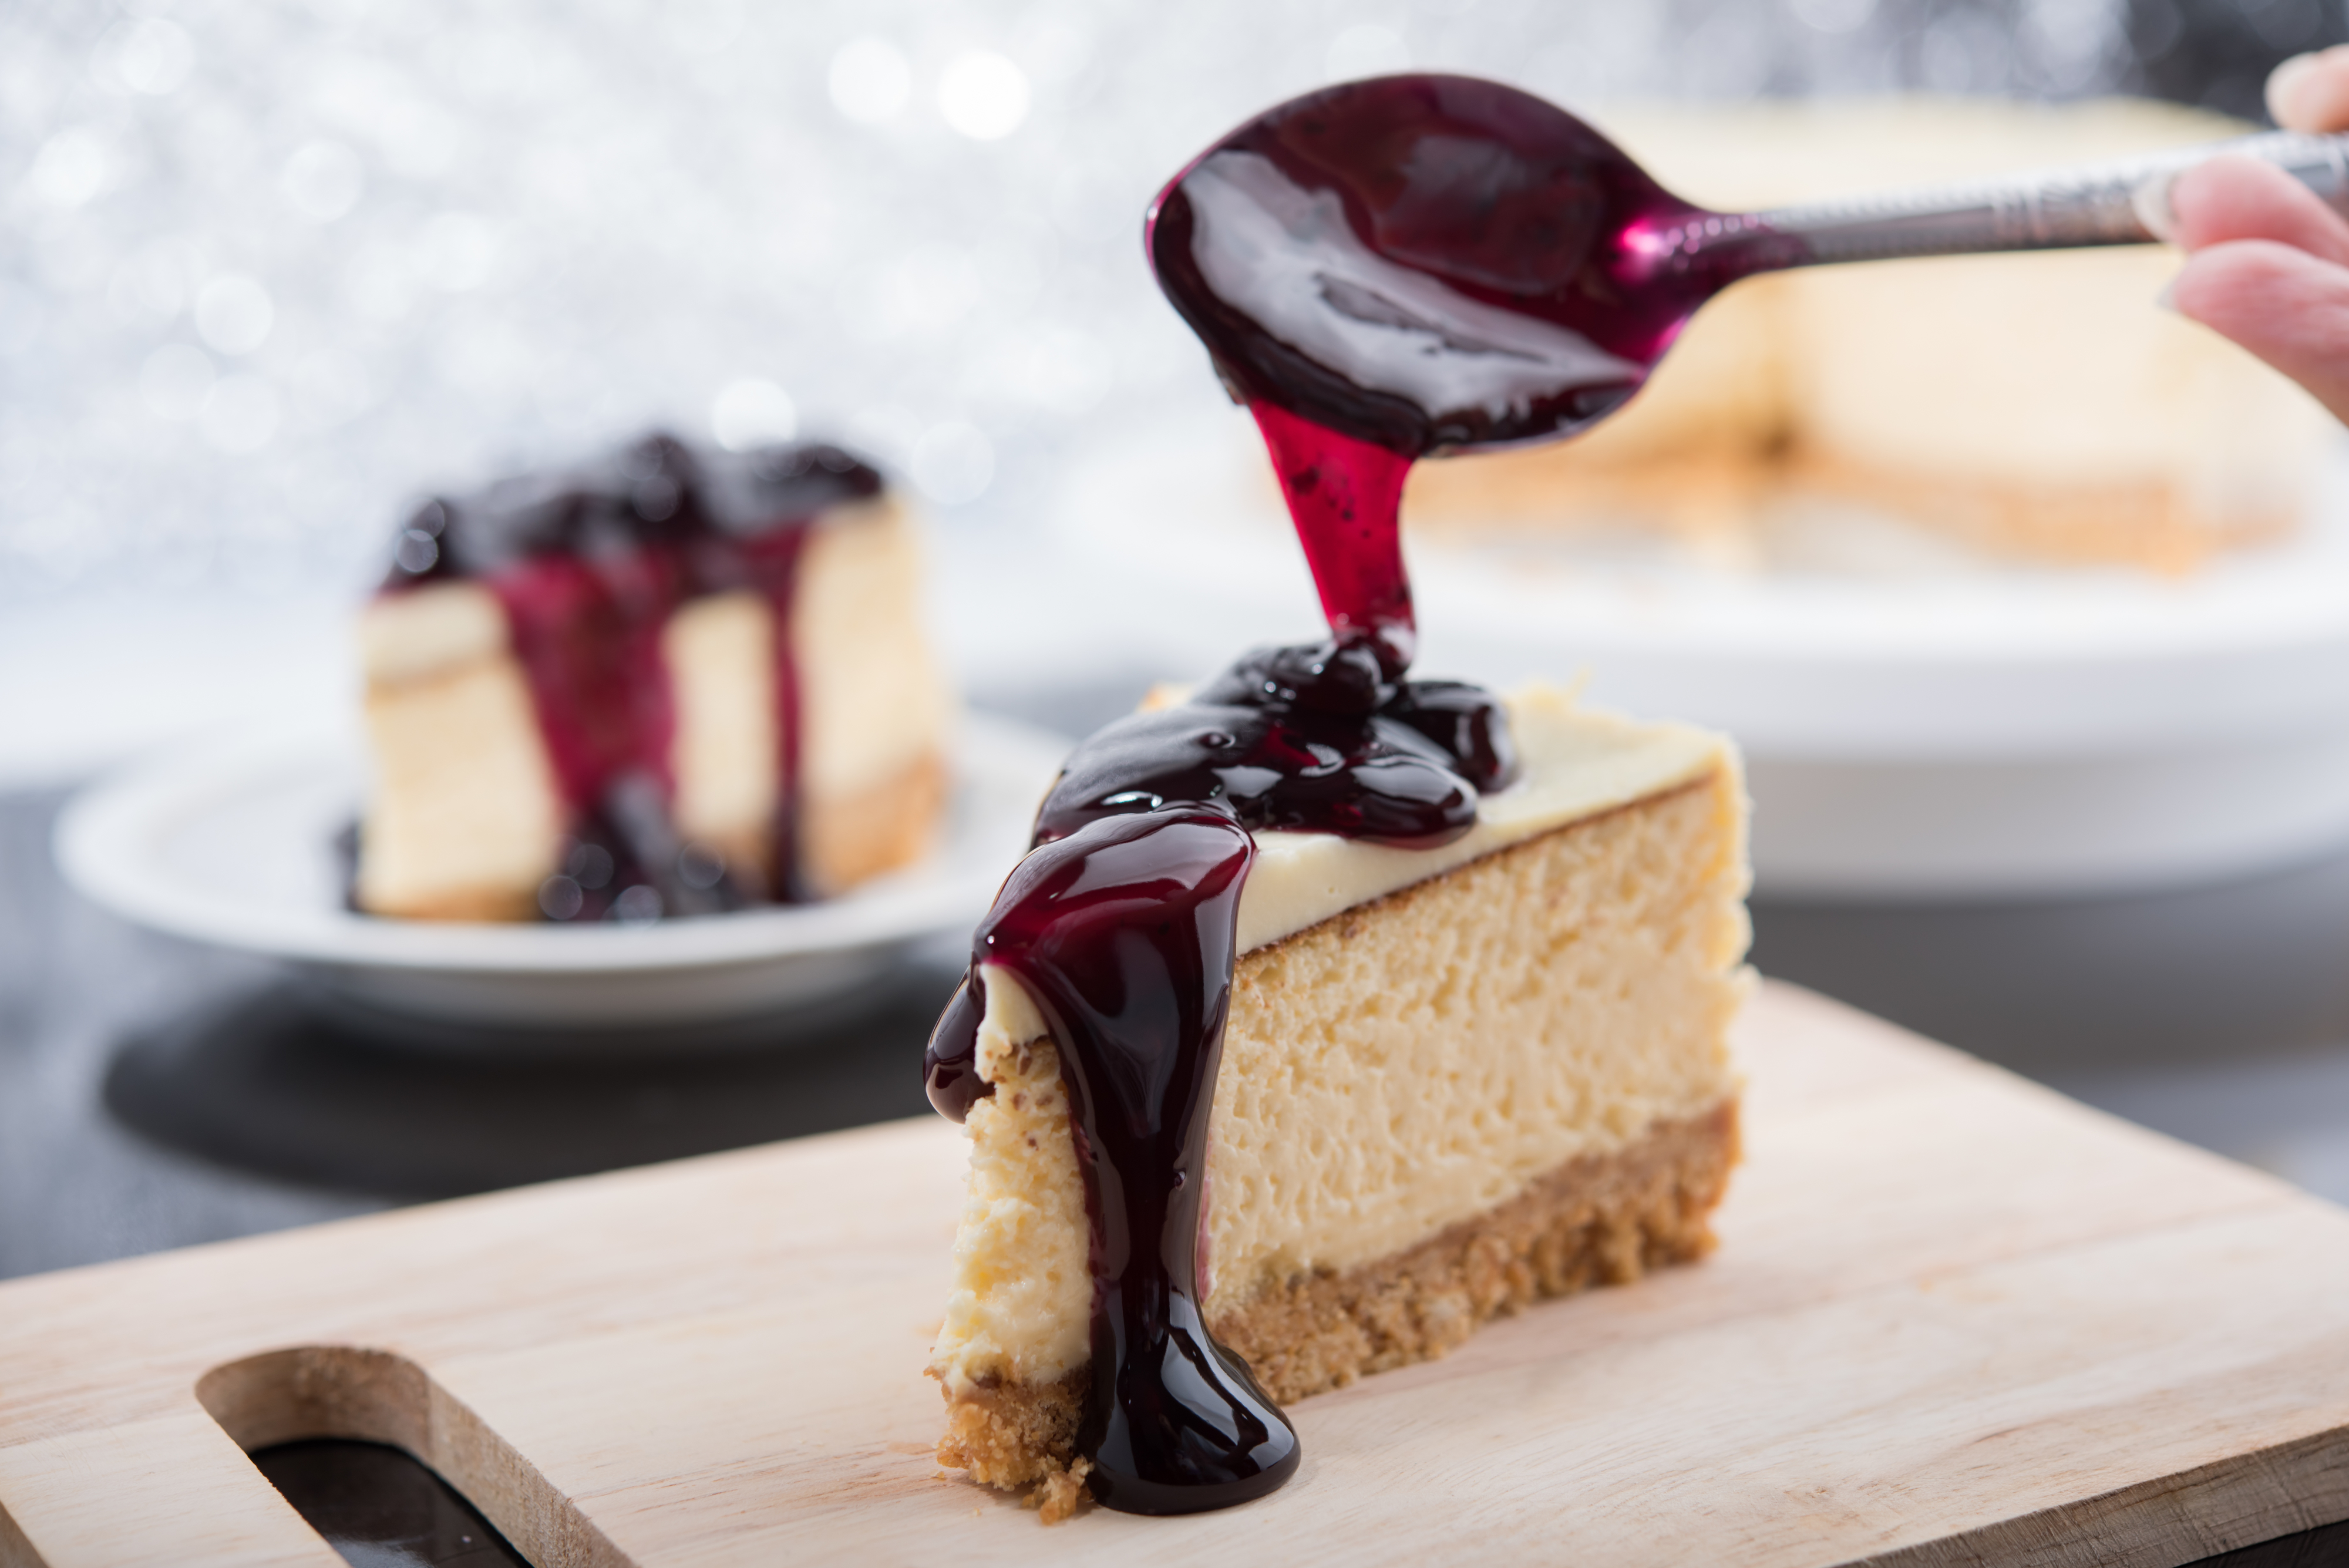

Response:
(0, 683), (1148, 1274)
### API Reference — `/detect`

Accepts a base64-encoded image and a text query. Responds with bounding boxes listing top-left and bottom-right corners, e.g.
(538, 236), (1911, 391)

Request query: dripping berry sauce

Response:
(927, 73), (1729, 1513)
(921, 638), (1517, 1513)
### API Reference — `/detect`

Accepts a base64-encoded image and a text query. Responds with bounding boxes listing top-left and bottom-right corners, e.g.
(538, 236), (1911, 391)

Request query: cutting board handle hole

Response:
(196, 1345), (611, 1566)
(197, 1345), (432, 1454)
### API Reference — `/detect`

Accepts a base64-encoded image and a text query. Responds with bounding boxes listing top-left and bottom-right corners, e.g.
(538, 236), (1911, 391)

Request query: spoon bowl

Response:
(1145, 75), (1765, 457)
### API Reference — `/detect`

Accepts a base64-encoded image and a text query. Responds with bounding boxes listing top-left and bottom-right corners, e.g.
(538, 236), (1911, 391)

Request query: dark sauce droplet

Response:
(923, 977), (992, 1122)
(1035, 638), (1515, 851)
(1249, 405), (1416, 671)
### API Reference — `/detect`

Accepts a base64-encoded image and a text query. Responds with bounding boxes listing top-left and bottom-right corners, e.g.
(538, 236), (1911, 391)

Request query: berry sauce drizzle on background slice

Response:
(381, 436), (874, 914)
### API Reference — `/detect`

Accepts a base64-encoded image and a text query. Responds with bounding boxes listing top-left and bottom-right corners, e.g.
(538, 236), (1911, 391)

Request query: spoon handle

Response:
(1738, 130), (2349, 266)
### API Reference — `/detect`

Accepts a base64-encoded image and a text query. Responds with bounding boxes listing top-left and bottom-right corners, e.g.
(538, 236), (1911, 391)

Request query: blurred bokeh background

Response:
(5, 0), (2340, 776)
(7, 0), (2331, 593)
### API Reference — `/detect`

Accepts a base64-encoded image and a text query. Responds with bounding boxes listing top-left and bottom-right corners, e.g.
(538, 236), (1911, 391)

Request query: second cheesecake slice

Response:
(929, 687), (1749, 1517)
(355, 435), (952, 923)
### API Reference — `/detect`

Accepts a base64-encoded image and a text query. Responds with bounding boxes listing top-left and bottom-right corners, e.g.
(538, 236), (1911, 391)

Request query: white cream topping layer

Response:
(1233, 682), (1725, 953)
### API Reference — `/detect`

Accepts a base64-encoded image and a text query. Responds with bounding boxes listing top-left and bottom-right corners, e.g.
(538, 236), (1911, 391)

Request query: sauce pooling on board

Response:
(380, 434), (880, 918)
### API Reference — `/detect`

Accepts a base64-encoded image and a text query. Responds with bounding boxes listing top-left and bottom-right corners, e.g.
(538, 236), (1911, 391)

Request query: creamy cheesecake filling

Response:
(1235, 685), (1722, 953)
(931, 689), (1746, 1399)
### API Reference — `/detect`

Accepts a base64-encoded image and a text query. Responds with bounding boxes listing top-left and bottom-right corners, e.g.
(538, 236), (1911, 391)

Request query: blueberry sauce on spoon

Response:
(1142, 75), (1801, 686)
(1145, 73), (1799, 462)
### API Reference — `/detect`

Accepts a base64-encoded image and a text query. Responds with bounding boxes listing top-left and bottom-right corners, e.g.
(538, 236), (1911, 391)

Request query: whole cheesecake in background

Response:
(1402, 96), (2337, 573)
(354, 433), (953, 922)
(926, 675), (1749, 1519)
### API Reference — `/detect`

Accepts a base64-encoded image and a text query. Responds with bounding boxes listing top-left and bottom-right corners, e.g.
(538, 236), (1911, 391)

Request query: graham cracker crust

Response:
(936, 1099), (1740, 1519)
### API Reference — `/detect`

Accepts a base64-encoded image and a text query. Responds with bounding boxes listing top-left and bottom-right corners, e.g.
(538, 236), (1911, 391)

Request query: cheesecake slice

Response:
(354, 435), (952, 922)
(928, 687), (1749, 1517)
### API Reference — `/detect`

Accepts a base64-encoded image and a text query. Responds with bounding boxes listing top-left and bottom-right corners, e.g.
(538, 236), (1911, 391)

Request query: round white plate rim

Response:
(55, 714), (1065, 975)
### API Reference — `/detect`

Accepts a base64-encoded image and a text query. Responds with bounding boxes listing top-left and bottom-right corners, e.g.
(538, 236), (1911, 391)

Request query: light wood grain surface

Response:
(3, 981), (2345, 1567)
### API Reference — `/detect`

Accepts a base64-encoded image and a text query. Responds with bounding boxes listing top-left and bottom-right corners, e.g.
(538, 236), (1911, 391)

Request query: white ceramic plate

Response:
(55, 715), (1069, 1030)
(1059, 413), (2349, 898)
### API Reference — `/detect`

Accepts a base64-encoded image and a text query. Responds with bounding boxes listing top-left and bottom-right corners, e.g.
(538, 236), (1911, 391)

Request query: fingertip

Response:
(2168, 240), (2349, 425)
(2165, 153), (2349, 266)
(2267, 51), (2321, 127)
(2166, 242), (2293, 322)
(2165, 156), (2277, 249)
(2269, 42), (2349, 132)
(2163, 244), (2315, 354)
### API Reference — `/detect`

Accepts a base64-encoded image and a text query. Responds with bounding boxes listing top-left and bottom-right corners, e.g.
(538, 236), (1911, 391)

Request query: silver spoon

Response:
(1147, 75), (2345, 455)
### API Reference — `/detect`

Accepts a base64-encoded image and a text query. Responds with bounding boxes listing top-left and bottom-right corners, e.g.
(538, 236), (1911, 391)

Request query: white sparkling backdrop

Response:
(25, 4), (2349, 1233)
(1, 0), (2129, 605)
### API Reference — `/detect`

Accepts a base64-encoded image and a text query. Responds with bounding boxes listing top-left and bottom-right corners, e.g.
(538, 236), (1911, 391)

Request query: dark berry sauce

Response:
(924, 637), (1516, 1512)
(952, 811), (1294, 1513)
(1249, 403), (1418, 672)
(379, 434), (880, 919)
(928, 74), (1746, 1515)
(1032, 640), (1516, 848)
(1145, 73), (1795, 461)
(1142, 76), (1794, 685)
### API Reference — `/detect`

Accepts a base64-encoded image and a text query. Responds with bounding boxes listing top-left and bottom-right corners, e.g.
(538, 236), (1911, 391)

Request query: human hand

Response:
(2150, 47), (2349, 421)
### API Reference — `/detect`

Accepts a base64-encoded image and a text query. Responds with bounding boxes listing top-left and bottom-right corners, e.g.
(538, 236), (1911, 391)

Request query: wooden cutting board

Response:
(4, 981), (2347, 1568)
